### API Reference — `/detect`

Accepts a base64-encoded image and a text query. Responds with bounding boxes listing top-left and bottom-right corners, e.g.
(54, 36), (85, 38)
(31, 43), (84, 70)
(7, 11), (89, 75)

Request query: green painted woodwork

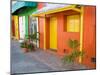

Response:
(25, 16), (29, 39)
(12, 3), (38, 39)
(12, 2), (37, 13)
(13, 7), (37, 16)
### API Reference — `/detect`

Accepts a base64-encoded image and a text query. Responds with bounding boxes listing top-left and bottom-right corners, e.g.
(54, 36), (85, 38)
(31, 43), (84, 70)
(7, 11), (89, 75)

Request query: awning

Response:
(12, 1), (37, 15)
(32, 3), (81, 17)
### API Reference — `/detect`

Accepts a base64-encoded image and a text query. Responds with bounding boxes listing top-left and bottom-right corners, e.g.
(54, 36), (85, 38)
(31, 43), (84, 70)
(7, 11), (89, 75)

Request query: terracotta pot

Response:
(22, 48), (29, 53)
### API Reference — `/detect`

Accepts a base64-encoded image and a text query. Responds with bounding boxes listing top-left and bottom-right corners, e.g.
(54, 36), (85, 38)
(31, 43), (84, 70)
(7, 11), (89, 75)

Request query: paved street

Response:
(11, 40), (53, 74)
(11, 40), (87, 74)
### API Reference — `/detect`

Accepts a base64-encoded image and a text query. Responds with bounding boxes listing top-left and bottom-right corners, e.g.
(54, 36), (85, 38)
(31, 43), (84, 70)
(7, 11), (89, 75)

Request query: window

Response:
(66, 15), (80, 32)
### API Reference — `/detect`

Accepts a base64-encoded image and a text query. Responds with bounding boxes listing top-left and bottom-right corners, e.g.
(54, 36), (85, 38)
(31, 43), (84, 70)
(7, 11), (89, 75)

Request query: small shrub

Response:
(62, 50), (84, 64)
(27, 43), (35, 51)
(20, 40), (28, 48)
(62, 39), (84, 64)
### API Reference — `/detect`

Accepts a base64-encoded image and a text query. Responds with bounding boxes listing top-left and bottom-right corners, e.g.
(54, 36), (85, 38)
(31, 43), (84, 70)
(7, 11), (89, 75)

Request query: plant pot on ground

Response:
(20, 40), (28, 53)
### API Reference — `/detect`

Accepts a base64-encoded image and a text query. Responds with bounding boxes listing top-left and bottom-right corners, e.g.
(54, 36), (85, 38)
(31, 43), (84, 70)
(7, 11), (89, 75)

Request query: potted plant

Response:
(20, 40), (28, 53)
(28, 32), (40, 48)
(27, 43), (35, 51)
(62, 39), (84, 64)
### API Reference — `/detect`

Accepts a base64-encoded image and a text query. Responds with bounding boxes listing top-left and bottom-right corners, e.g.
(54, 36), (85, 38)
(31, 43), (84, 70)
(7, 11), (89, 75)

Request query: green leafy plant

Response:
(20, 40), (28, 48)
(27, 43), (35, 51)
(20, 40), (29, 52)
(28, 32), (39, 42)
(67, 39), (80, 50)
(28, 32), (40, 48)
(62, 39), (84, 64)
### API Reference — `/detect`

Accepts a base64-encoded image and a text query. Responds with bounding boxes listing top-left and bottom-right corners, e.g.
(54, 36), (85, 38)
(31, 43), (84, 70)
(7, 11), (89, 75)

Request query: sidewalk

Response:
(11, 40), (87, 74)
(28, 49), (87, 71)
(11, 40), (53, 74)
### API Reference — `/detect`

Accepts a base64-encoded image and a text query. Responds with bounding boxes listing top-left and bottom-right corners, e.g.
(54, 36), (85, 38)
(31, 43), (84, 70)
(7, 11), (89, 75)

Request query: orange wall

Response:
(38, 6), (96, 68)
(42, 12), (80, 56)
(38, 17), (44, 49)
(12, 16), (15, 36)
(45, 17), (50, 49)
(82, 6), (96, 68)
(57, 14), (64, 56)
(57, 14), (80, 56)
(38, 17), (50, 49)
(38, 12), (80, 55)
(38, 3), (45, 48)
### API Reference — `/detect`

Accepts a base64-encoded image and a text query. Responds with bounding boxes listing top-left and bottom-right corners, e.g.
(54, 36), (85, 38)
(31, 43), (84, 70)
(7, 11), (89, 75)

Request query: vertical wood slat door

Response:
(50, 17), (57, 49)
(14, 16), (19, 40)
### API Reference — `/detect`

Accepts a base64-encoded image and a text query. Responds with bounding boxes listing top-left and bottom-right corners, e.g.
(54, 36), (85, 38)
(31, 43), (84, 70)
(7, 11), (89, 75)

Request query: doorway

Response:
(50, 17), (57, 50)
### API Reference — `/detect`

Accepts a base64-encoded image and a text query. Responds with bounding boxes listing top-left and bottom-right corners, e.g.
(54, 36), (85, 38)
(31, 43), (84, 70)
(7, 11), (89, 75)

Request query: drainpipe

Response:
(79, 6), (84, 63)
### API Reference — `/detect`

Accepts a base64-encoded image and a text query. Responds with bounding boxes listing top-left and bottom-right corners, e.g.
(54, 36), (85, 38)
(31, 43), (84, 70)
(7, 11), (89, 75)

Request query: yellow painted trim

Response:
(44, 17), (46, 49)
(72, 8), (81, 13)
(32, 5), (81, 17)
(14, 15), (19, 40)
(32, 13), (45, 17)
(79, 6), (84, 63)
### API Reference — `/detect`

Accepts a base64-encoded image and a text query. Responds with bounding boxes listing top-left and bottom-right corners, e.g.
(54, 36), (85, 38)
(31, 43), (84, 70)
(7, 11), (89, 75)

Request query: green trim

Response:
(12, 2), (37, 13)
(18, 8), (37, 16)
(25, 16), (29, 39)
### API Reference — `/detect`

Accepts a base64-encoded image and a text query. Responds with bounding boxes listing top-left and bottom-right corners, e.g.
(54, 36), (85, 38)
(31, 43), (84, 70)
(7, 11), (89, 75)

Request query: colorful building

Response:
(32, 3), (96, 68)
(11, 2), (96, 69)
(11, 1), (37, 40)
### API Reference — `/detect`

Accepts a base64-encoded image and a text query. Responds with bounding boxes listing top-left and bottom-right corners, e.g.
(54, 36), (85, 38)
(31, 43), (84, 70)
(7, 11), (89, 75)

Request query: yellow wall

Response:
(14, 16), (19, 40)
(50, 17), (57, 49)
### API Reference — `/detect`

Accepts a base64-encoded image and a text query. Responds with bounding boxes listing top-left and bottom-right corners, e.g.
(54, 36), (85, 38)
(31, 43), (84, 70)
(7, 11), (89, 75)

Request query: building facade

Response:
(11, 2), (96, 68)
(11, 2), (37, 40)
(32, 3), (96, 68)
